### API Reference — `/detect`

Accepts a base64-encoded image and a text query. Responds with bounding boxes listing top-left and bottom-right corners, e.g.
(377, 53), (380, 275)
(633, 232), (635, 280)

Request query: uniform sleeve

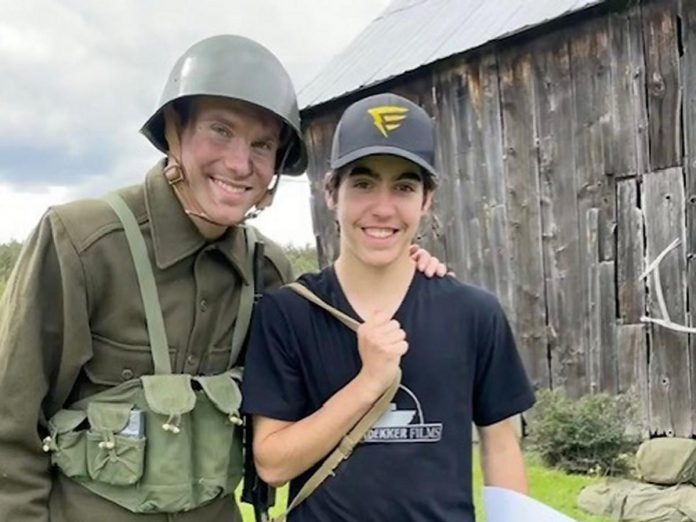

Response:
(0, 211), (92, 522)
(241, 293), (308, 421)
(472, 298), (536, 427)
(261, 236), (295, 289)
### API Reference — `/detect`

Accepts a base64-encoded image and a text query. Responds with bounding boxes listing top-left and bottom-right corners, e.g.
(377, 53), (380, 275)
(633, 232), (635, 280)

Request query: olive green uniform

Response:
(0, 162), (293, 522)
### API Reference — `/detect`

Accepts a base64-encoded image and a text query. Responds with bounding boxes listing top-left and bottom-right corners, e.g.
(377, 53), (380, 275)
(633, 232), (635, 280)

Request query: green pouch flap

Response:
(228, 366), (243, 383)
(49, 409), (88, 435)
(141, 374), (196, 415)
(193, 373), (242, 415)
(87, 402), (132, 433)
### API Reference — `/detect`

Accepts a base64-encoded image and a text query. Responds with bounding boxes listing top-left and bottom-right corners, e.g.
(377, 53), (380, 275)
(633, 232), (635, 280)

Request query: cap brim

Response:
(330, 145), (438, 179)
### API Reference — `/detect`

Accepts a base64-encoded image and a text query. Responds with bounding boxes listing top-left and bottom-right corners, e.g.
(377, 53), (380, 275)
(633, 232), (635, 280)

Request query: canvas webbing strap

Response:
(228, 225), (258, 368)
(271, 283), (402, 522)
(285, 282), (360, 331)
(103, 193), (172, 375)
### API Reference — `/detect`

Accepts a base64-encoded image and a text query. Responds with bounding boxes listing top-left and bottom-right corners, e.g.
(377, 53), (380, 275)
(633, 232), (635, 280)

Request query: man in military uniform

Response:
(0, 35), (444, 522)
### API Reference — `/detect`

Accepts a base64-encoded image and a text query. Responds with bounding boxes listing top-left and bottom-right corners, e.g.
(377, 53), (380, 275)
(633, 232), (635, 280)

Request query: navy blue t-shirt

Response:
(242, 267), (535, 522)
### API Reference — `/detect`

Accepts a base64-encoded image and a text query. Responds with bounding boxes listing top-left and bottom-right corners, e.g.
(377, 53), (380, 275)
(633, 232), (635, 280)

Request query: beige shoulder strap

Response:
(271, 283), (401, 522)
(285, 282), (361, 331)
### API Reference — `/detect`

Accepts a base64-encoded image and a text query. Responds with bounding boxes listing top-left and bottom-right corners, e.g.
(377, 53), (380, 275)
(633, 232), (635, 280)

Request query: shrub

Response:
(283, 244), (319, 276)
(527, 389), (638, 476)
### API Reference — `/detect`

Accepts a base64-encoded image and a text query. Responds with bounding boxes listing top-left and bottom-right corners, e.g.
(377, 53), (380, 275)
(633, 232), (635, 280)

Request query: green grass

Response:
(472, 451), (613, 522)
(238, 449), (613, 521)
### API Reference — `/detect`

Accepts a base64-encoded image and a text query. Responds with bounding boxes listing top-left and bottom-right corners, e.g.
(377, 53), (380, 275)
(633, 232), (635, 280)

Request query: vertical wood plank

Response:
(304, 117), (340, 267)
(642, 0), (682, 171)
(617, 324), (650, 438)
(450, 64), (485, 286)
(569, 17), (617, 263)
(680, 0), (696, 436)
(479, 54), (513, 314)
(643, 167), (689, 437)
(586, 209), (601, 393)
(617, 180), (646, 324)
(430, 69), (463, 270)
(498, 47), (549, 391)
(607, 5), (650, 177)
(532, 33), (587, 397)
(447, 55), (513, 310)
(599, 260), (618, 394)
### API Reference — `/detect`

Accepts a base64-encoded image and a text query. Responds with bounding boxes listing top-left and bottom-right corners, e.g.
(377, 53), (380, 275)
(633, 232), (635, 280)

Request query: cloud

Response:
(0, 0), (390, 244)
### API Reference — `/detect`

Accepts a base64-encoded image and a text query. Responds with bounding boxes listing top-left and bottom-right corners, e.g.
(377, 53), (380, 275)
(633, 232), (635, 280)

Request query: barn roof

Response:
(299, 0), (603, 111)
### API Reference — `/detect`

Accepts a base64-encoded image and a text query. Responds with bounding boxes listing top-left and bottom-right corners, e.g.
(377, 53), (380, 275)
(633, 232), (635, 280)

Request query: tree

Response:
(283, 243), (319, 277)
(0, 240), (22, 300)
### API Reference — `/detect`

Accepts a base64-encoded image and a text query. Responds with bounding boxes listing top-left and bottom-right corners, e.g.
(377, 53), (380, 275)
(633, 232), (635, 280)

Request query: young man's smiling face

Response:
(329, 154), (433, 269)
(179, 95), (281, 226)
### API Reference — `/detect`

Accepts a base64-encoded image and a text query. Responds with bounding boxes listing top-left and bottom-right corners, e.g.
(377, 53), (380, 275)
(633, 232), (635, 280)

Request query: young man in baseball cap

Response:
(242, 93), (536, 521)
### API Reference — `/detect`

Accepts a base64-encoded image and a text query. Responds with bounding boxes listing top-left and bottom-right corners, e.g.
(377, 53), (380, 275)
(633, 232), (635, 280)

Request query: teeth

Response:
(212, 178), (246, 194)
(363, 227), (395, 238)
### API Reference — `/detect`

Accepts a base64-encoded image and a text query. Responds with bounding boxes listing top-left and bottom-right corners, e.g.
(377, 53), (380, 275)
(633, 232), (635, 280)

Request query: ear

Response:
(421, 190), (434, 216)
(323, 170), (337, 211)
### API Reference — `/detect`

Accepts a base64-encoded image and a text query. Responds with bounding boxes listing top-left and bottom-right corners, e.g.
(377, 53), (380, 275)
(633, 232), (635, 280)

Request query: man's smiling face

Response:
(178, 95), (281, 226)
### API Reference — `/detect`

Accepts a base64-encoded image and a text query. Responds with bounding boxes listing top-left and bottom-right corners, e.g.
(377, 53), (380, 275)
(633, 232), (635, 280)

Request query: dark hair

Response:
(324, 163), (437, 201)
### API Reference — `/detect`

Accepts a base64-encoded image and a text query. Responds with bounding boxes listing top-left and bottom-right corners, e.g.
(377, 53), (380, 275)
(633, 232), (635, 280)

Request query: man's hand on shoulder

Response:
(409, 245), (452, 278)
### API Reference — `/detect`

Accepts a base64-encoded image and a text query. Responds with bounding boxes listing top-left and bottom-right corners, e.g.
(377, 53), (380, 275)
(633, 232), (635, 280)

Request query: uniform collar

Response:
(144, 161), (251, 283)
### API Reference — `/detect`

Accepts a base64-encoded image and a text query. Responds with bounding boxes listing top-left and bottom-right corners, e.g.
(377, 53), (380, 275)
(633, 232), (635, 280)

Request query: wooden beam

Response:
(642, 167), (689, 437)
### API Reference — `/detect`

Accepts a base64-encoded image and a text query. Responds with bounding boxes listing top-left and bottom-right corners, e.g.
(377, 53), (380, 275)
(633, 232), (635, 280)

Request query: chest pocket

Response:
(85, 334), (176, 386)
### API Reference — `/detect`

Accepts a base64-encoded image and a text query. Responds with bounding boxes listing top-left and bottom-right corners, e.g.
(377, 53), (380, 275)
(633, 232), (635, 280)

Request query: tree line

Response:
(0, 241), (22, 298)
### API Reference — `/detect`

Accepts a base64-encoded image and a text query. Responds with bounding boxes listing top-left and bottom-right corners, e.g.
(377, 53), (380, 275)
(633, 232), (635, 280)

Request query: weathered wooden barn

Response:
(298, 0), (696, 438)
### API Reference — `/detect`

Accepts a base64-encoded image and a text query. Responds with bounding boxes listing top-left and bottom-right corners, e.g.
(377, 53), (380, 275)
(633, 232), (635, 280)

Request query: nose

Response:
(370, 185), (396, 217)
(222, 140), (253, 178)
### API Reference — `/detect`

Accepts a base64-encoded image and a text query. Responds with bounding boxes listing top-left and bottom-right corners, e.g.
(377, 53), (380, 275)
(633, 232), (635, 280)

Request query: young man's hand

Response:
(355, 310), (407, 398)
(409, 245), (451, 277)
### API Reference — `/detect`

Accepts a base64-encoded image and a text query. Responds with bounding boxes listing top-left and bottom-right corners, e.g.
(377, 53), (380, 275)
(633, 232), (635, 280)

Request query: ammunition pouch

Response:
(46, 371), (244, 512)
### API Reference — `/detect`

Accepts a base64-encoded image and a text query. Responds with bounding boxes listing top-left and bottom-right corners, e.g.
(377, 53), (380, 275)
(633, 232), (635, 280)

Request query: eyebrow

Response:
(202, 111), (280, 142)
(348, 165), (422, 182)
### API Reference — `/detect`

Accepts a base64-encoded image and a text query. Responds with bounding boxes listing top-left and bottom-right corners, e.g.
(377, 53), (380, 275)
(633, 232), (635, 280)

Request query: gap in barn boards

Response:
(301, 0), (696, 438)
(680, 0), (696, 438)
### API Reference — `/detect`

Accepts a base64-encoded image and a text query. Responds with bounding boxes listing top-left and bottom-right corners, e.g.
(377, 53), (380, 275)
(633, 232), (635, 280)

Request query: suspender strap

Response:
(104, 193), (172, 375)
(272, 283), (401, 522)
(228, 225), (258, 368)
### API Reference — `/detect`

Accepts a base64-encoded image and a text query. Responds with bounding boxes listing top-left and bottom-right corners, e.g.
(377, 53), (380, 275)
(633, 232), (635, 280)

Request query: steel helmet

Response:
(330, 92), (437, 181)
(141, 34), (307, 175)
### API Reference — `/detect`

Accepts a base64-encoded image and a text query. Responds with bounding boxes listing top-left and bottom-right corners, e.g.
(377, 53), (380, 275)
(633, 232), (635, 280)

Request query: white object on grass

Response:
(483, 487), (577, 522)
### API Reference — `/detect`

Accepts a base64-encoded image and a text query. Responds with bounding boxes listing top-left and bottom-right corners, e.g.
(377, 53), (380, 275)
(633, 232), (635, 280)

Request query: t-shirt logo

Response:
(367, 105), (409, 137)
(364, 384), (443, 443)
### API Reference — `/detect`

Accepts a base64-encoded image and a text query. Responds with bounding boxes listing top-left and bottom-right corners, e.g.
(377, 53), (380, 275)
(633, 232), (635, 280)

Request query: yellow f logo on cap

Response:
(368, 106), (409, 137)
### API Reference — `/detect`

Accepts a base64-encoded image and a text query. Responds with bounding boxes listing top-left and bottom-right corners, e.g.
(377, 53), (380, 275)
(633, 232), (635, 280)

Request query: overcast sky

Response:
(0, 0), (391, 246)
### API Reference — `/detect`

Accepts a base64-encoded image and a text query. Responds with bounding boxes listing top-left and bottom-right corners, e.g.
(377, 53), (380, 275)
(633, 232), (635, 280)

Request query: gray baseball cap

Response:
(330, 93), (437, 180)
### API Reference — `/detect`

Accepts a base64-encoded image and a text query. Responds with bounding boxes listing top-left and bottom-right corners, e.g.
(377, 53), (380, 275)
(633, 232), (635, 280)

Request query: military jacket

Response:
(0, 162), (292, 522)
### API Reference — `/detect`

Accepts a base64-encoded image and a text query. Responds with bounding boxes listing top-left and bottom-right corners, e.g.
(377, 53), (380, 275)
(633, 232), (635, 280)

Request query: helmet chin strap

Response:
(162, 105), (293, 227)
(162, 106), (222, 226)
